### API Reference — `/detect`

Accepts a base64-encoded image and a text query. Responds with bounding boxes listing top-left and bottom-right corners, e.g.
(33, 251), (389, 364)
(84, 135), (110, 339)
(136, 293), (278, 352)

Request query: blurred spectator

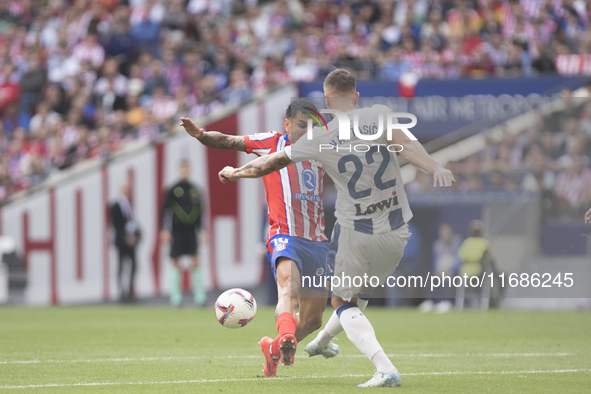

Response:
(386, 222), (423, 307)
(162, 0), (190, 34)
(95, 126), (121, 158)
(458, 220), (492, 278)
(0, 63), (19, 113)
(94, 58), (128, 96)
(125, 95), (145, 128)
(103, 14), (137, 68)
(554, 154), (591, 218)
(29, 101), (60, 133)
(2, 103), (28, 134)
(488, 170), (505, 191)
(504, 174), (521, 192)
(190, 74), (223, 118)
(420, 9), (449, 51)
(223, 68), (253, 104)
(47, 41), (79, 83)
(418, 223), (461, 314)
(63, 124), (93, 168)
(72, 33), (105, 70)
(136, 112), (160, 141)
(43, 84), (69, 116)
(111, 182), (141, 303)
(433, 224), (462, 275)
(28, 154), (47, 187)
(521, 145), (556, 192)
(19, 53), (47, 117)
(379, 45), (410, 81)
(147, 85), (177, 123)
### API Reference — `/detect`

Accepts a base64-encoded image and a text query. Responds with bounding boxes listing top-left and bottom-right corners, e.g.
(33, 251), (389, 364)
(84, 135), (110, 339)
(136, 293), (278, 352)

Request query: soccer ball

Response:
(214, 288), (257, 329)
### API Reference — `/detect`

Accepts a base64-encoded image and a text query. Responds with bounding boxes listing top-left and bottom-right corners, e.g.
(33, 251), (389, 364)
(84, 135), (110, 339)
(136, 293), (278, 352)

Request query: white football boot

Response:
(357, 369), (402, 388)
(304, 338), (339, 358)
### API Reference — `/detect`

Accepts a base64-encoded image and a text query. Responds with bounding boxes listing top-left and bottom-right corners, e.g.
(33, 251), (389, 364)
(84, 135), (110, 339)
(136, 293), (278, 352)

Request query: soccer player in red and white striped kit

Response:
(180, 99), (337, 377)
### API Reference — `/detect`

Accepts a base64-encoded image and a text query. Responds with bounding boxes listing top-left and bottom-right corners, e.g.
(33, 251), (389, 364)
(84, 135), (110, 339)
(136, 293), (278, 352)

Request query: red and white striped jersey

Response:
(244, 131), (327, 245)
(72, 41), (105, 69)
(555, 167), (591, 206)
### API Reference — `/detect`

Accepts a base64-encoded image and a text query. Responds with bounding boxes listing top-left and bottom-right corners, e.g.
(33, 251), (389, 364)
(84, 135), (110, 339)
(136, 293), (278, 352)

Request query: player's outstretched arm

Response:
(388, 131), (455, 187)
(180, 117), (246, 152)
(218, 151), (291, 183)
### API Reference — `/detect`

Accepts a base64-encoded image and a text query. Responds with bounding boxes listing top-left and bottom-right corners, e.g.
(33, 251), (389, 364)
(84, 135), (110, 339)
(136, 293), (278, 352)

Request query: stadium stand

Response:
(407, 95), (591, 220)
(1, 0), (591, 203)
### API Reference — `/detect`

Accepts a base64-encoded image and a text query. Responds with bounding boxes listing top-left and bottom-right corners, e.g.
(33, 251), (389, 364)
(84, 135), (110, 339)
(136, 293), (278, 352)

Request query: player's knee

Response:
(330, 297), (341, 310)
(331, 296), (355, 310)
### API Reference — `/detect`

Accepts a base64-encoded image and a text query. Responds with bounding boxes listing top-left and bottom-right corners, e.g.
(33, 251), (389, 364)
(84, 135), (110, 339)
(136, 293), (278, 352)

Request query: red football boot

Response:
(259, 336), (280, 377)
(279, 334), (297, 366)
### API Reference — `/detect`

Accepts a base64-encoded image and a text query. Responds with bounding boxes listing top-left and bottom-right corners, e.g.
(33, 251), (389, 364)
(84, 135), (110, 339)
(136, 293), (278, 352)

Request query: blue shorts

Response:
(267, 235), (331, 290)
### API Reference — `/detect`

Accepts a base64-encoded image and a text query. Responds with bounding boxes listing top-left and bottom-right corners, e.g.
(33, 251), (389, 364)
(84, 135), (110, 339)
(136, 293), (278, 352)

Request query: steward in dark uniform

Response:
(161, 160), (206, 306)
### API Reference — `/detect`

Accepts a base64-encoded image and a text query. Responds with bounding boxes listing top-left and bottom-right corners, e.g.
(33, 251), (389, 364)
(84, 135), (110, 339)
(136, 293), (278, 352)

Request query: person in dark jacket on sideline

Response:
(111, 182), (141, 302)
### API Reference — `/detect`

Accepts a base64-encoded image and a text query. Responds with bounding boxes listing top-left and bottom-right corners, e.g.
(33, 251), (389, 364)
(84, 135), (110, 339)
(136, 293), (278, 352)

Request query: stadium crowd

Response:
(407, 97), (591, 220)
(1, 0), (590, 203)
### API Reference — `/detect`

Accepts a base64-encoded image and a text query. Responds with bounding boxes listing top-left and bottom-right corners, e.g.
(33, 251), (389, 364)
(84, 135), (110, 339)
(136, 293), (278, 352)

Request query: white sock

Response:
(316, 311), (341, 347)
(316, 297), (370, 348)
(371, 349), (395, 373)
(339, 305), (393, 372)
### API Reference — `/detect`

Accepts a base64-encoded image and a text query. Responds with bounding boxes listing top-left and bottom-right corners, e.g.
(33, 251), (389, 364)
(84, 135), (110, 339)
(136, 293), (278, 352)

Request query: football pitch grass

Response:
(1, 307), (590, 393)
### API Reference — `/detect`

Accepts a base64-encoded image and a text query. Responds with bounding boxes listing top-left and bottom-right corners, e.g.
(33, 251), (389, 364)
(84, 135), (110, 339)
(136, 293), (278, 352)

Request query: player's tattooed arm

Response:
(180, 117), (246, 152)
(218, 151), (291, 182)
(201, 132), (246, 151)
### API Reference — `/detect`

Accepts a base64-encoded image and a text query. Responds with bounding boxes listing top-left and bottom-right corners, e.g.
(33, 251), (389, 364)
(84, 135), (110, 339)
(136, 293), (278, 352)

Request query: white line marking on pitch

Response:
(0, 353), (573, 365)
(0, 369), (590, 389)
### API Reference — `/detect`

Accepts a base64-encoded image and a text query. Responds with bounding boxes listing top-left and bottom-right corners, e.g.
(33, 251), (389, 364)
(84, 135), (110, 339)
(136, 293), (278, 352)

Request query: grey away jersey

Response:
(285, 104), (412, 234)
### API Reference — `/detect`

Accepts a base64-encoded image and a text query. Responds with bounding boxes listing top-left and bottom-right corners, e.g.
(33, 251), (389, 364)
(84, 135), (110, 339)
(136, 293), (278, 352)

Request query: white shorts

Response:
(329, 222), (410, 301)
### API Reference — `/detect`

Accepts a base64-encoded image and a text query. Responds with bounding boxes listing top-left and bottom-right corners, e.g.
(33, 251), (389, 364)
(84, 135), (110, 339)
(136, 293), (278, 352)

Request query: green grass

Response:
(0, 307), (590, 393)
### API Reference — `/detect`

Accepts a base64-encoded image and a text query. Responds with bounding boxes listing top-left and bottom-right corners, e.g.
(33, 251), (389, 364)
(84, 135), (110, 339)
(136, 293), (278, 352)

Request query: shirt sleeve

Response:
(244, 131), (278, 156)
(286, 131), (320, 163)
(371, 104), (394, 145)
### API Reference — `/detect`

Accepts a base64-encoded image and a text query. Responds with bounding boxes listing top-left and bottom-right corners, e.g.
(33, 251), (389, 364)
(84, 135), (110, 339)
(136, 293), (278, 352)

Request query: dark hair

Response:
(324, 69), (356, 95)
(469, 220), (484, 237)
(285, 98), (319, 119)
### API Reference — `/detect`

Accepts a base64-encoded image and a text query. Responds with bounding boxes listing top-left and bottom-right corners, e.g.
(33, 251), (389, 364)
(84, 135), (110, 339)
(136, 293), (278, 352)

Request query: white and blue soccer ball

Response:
(214, 288), (257, 329)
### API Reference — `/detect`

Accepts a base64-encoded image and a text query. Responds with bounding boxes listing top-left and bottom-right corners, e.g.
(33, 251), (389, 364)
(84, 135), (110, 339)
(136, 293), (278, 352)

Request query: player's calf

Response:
(274, 258), (300, 317)
(295, 313), (323, 340)
(295, 290), (328, 340)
